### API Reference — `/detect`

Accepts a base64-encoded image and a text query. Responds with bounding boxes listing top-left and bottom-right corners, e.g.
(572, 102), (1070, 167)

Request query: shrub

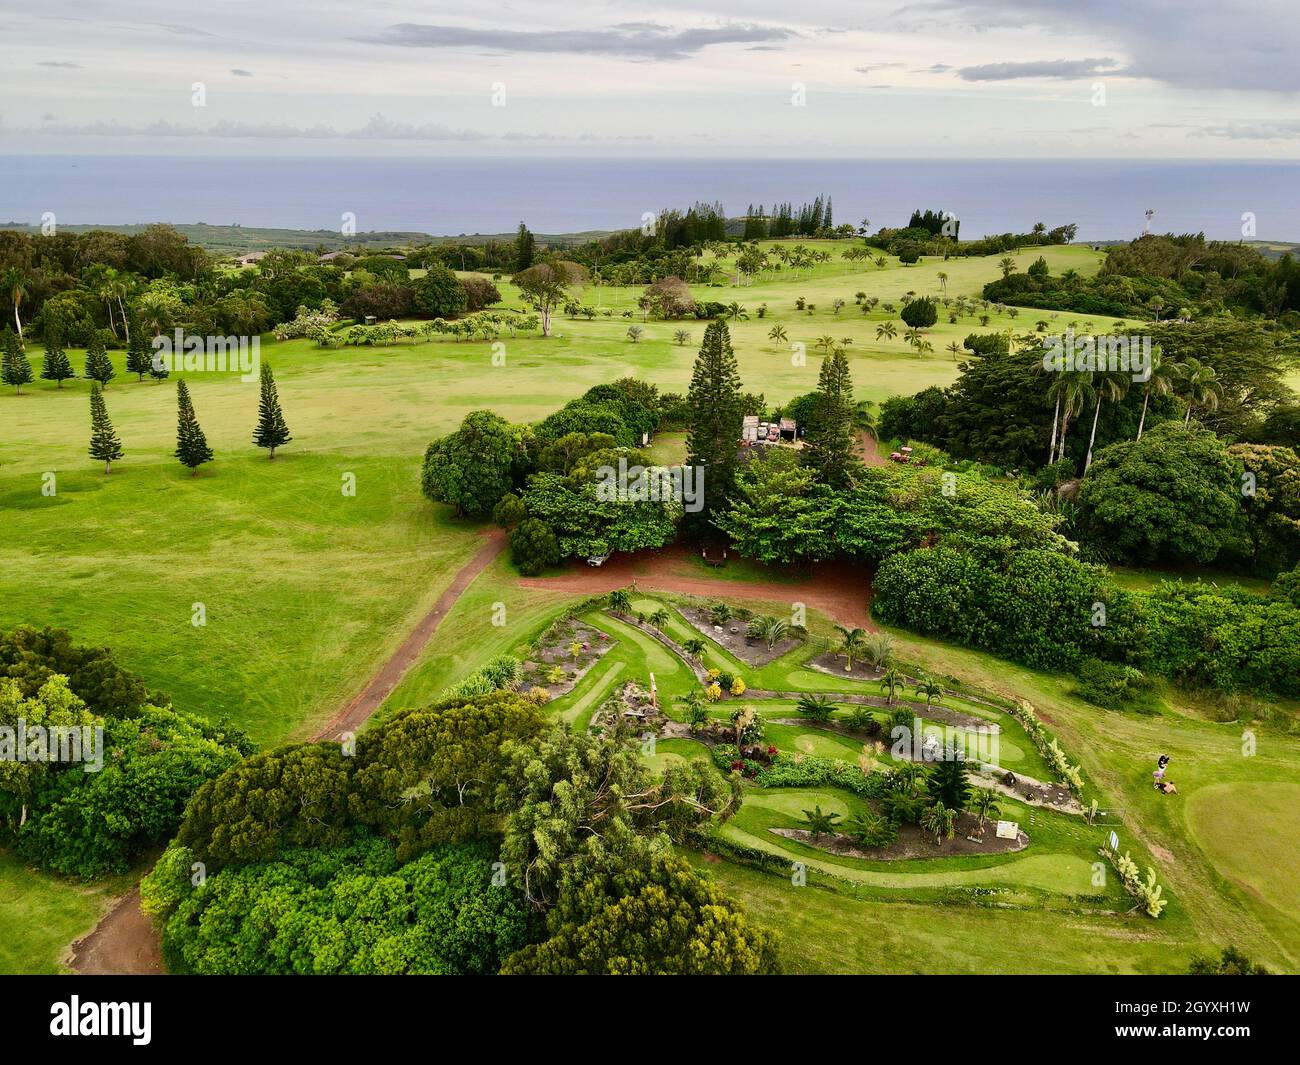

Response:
(510, 518), (560, 576)
(900, 297), (938, 328)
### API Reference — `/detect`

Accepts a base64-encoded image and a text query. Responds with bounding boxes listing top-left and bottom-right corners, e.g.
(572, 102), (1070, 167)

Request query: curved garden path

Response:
(68, 526), (508, 975)
(520, 545), (875, 630)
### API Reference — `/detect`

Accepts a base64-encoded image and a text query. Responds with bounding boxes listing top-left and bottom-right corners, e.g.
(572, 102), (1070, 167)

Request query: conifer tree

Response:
(2, 326), (33, 394)
(40, 331), (75, 387)
(685, 319), (744, 515)
(802, 347), (860, 488)
(84, 333), (115, 387)
(88, 384), (123, 473)
(253, 361), (292, 458)
(174, 379), (213, 476)
(149, 347), (171, 382)
(125, 328), (152, 381)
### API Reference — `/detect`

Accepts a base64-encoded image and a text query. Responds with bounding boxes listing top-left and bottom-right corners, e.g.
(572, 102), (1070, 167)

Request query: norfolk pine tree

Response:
(125, 328), (152, 381)
(803, 346), (859, 488)
(84, 333), (115, 387)
(88, 384), (123, 473)
(685, 319), (744, 515)
(2, 326), (33, 394)
(253, 362), (292, 458)
(40, 331), (75, 387)
(174, 379), (213, 475)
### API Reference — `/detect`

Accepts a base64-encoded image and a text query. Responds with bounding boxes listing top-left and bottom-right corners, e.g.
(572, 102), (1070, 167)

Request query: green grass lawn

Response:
(689, 854), (1195, 975)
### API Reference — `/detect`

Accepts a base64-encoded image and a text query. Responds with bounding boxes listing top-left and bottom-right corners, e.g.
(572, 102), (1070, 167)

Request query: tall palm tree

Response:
(875, 321), (898, 342)
(1084, 369), (1131, 472)
(1135, 346), (1180, 440)
(1053, 369), (1093, 466)
(879, 667), (904, 704)
(1177, 357), (1223, 426)
(835, 625), (867, 672)
(946, 341), (962, 360)
(998, 256), (1016, 278)
(936, 270), (948, 293)
(767, 324), (788, 344)
(725, 302), (748, 321)
(2, 267), (29, 345)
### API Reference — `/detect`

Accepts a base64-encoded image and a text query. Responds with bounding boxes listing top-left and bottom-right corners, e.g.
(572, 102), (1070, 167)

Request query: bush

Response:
(1073, 658), (1157, 713)
(461, 276), (502, 312)
(900, 296), (938, 328)
(511, 518), (560, 576)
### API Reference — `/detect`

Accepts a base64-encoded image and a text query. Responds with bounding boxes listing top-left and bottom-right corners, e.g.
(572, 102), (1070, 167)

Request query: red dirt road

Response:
(519, 544), (875, 630)
(66, 887), (163, 976)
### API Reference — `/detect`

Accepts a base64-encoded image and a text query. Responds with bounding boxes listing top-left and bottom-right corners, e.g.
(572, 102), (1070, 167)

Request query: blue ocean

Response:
(2, 155), (1296, 241)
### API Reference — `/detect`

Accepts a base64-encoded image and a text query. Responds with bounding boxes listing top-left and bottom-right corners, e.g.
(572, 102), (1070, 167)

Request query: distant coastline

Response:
(4, 156), (1299, 245)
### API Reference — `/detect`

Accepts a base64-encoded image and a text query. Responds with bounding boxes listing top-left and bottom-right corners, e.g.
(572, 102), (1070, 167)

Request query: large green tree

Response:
(802, 346), (860, 488)
(421, 409), (522, 518)
(685, 319), (744, 514)
(715, 449), (837, 564)
(1078, 422), (1243, 564)
(412, 264), (468, 319)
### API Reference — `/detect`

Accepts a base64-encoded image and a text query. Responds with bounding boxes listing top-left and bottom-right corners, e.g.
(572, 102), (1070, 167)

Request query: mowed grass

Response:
(1186, 782), (1300, 919)
(0, 371), (486, 743)
(690, 855), (1195, 975)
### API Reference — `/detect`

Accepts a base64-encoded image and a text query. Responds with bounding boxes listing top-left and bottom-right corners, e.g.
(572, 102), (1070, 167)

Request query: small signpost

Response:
(995, 820), (1019, 840)
(1109, 830), (1119, 851)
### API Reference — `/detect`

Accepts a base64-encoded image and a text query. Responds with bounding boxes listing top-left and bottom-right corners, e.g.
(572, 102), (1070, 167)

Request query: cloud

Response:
(20, 113), (649, 143)
(956, 57), (1123, 80)
(36, 60), (82, 68)
(360, 21), (797, 61)
(928, 0), (1300, 92)
(229, 68), (253, 77)
(1190, 120), (1300, 140)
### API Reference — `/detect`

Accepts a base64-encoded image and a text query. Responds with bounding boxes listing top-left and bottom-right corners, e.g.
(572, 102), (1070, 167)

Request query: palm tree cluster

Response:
(1043, 346), (1223, 472)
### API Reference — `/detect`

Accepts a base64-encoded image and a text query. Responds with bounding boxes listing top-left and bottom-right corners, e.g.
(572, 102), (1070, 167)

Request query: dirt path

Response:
(313, 526), (507, 741)
(858, 429), (888, 468)
(66, 887), (163, 976)
(69, 526), (507, 975)
(519, 545), (874, 630)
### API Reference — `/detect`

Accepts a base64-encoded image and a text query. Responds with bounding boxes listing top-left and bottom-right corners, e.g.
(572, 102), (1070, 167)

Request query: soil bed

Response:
(521, 618), (617, 699)
(773, 812), (1028, 860)
(680, 605), (803, 667)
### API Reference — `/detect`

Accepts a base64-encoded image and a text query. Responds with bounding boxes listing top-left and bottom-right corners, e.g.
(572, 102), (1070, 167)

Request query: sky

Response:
(2, 0), (1298, 158)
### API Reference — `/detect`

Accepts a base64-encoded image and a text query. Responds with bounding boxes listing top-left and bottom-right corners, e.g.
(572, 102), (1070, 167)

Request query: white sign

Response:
(995, 820), (1019, 840)
(1109, 831), (1119, 851)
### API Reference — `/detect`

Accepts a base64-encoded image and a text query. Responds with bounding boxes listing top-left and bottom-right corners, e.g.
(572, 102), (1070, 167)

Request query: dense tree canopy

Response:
(1077, 423), (1244, 565)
